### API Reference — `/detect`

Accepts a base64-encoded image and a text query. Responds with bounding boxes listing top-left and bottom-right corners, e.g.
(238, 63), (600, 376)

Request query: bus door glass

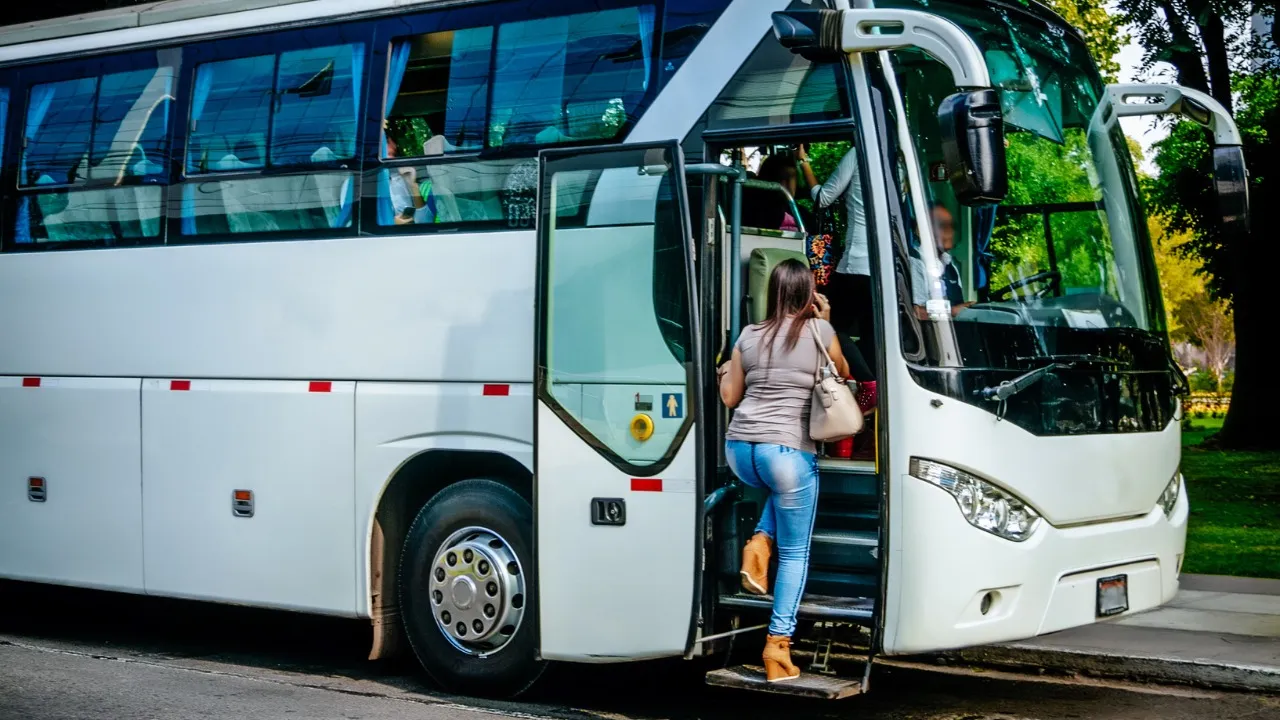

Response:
(534, 141), (703, 661)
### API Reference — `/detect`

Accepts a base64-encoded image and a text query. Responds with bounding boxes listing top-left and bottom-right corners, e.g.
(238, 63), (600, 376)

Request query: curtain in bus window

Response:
(973, 204), (997, 292)
(378, 41), (414, 228)
(383, 41), (412, 156)
(638, 5), (655, 91)
(0, 89), (8, 178)
(22, 79), (91, 186)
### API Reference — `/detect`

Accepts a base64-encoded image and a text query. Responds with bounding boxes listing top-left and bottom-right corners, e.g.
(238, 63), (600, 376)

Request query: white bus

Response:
(0, 0), (1248, 700)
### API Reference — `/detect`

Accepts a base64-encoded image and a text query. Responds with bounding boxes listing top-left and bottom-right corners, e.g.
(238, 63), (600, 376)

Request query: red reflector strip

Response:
(483, 384), (510, 396)
(631, 478), (663, 492)
(29, 478), (44, 488)
(170, 380), (191, 391)
(309, 381), (332, 393)
(22, 377), (40, 388)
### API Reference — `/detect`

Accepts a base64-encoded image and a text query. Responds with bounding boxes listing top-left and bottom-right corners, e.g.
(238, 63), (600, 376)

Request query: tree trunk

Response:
(1199, 10), (1234, 113)
(1156, 0), (1212, 95)
(1216, 98), (1279, 450)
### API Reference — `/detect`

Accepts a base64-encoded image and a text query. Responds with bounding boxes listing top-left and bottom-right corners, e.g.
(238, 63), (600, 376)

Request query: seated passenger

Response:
(385, 133), (429, 225)
(911, 205), (973, 319)
(741, 152), (805, 231)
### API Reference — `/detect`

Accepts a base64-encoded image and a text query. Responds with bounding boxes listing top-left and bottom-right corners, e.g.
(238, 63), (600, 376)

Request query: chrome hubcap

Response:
(429, 527), (525, 656)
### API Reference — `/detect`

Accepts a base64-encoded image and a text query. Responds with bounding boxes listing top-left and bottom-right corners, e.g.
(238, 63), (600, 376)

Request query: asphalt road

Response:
(2, 581), (1278, 720)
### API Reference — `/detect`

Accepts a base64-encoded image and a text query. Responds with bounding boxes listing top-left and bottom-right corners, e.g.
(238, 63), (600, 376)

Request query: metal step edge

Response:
(811, 530), (878, 547)
(719, 593), (874, 621)
(705, 664), (863, 699)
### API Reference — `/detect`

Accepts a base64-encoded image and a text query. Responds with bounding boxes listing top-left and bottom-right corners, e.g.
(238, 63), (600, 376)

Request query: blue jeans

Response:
(725, 439), (819, 637)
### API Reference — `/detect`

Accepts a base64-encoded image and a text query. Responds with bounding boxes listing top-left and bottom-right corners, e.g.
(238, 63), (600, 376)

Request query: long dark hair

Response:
(760, 258), (817, 360)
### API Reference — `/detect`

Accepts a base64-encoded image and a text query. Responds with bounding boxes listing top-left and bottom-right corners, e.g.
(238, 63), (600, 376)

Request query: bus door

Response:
(534, 141), (704, 661)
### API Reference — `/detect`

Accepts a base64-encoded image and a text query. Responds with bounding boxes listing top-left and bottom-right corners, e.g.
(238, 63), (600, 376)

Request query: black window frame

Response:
(167, 20), (377, 246)
(0, 0), (729, 253)
(2, 48), (180, 252)
(361, 0), (670, 238)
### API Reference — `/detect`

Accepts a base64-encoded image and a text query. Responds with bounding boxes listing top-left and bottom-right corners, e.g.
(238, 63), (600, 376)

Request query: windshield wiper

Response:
(1013, 354), (1130, 366)
(977, 354), (1131, 404)
(977, 363), (1065, 403)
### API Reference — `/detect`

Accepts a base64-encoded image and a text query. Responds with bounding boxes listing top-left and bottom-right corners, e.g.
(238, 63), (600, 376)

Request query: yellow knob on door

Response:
(630, 413), (655, 442)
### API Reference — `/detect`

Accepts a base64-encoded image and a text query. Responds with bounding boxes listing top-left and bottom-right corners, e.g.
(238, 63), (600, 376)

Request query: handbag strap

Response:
(810, 318), (836, 380)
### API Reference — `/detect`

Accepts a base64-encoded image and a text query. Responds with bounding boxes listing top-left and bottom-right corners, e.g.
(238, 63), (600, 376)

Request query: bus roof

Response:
(0, 0), (448, 59)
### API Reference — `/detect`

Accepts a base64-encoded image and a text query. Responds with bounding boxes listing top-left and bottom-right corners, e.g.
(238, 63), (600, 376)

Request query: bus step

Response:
(719, 592), (873, 622)
(705, 664), (863, 699)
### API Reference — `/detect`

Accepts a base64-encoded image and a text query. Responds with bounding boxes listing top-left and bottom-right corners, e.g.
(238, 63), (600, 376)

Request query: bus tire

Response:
(398, 479), (545, 698)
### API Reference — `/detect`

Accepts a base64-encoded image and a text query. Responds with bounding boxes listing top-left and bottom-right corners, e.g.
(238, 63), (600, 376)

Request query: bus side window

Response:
(178, 41), (365, 239)
(370, 4), (659, 232)
(9, 64), (173, 249)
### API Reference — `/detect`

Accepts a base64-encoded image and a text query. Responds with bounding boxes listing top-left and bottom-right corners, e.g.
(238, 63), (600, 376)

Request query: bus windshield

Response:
(876, 0), (1175, 433)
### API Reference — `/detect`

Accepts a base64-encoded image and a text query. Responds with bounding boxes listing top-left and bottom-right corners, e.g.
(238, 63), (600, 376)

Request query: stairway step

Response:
(810, 530), (878, 570)
(818, 472), (878, 498)
(804, 570), (878, 600)
(719, 592), (874, 622)
(706, 665), (863, 699)
(815, 506), (879, 532)
(817, 458), (875, 475)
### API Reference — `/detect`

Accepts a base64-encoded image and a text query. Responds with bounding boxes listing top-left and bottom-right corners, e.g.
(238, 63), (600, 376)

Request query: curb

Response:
(939, 643), (1280, 693)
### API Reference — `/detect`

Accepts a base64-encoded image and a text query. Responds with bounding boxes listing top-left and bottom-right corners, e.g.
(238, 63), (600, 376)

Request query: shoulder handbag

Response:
(809, 319), (864, 442)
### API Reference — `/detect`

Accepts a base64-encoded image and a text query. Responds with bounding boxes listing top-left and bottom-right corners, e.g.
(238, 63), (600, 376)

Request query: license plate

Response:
(1097, 574), (1129, 617)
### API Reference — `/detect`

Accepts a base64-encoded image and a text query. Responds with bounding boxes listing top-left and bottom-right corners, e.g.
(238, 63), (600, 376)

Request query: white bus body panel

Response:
(141, 379), (358, 614)
(353, 381), (534, 617)
(0, 377), (145, 592)
(880, 374), (1186, 655)
(536, 403), (697, 662)
(0, 236), (532, 382)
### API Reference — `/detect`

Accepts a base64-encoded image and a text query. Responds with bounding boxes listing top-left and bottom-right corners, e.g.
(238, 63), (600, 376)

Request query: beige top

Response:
(726, 317), (835, 454)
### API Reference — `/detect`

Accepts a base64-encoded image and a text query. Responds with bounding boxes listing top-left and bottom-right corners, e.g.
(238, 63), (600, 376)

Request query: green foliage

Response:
(1190, 369), (1219, 393)
(796, 141), (852, 236)
(1144, 74), (1279, 303)
(1038, 0), (1128, 81)
(1180, 425), (1280, 579)
(990, 129), (1121, 293)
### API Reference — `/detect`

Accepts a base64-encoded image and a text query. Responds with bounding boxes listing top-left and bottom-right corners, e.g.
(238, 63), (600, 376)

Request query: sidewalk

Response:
(943, 575), (1280, 692)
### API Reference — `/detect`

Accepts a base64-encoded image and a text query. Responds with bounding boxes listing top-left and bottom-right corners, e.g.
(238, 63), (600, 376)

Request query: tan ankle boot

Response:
(762, 635), (801, 682)
(740, 532), (771, 595)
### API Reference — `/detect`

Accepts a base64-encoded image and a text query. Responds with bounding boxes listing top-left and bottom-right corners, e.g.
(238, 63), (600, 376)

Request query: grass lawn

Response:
(1181, 417), (1280, 579)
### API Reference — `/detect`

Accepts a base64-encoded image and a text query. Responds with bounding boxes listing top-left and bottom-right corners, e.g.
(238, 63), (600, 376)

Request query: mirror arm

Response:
(1107, 83), (1243, 146)
(839, 9), (991, 88)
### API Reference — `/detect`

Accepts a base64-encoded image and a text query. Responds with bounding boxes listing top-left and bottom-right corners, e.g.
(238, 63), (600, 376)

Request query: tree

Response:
(1144, 73), (1278, 448)
(1121, 0), (1278, 449)
(1176, 291), (1235, 389)
(1041, 0), (1129, 81)
(1148, 215), (1204, 341)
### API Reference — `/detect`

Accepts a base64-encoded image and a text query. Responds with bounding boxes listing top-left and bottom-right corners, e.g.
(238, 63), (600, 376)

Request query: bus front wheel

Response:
(399, 479), (545, 697)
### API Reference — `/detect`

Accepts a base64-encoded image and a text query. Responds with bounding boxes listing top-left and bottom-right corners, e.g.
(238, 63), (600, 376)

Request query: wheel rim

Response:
(428, 526), (526, 657)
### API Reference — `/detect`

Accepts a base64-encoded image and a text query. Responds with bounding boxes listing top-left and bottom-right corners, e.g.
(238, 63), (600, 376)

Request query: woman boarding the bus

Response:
(717, 259), (850, 682)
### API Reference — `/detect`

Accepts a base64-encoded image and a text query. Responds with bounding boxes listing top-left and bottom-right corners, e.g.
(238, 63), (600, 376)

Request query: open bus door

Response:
(533, 141), (705, 661)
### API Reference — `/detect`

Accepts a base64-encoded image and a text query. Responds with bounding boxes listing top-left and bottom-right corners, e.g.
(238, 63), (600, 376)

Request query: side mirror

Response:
(938, 89), (1008, 205)
(1107, 84), (1252, 234)
(771, 10), (846, 62)
(1213, 145), (1251, 234)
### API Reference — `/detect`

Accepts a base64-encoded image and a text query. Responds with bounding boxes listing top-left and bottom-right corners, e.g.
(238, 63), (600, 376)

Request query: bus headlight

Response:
(910, 458), (1041, 542)
(1159, 470), (1182, 519)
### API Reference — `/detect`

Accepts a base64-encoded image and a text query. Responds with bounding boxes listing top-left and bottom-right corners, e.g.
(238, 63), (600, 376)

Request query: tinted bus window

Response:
(374, 4), (656, 231)
(180, 41), (364, 237)
(13, 63), (174, 246)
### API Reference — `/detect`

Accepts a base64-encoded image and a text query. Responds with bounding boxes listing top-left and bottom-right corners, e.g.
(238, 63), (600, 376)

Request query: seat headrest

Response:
(746, 247), (807, 325)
